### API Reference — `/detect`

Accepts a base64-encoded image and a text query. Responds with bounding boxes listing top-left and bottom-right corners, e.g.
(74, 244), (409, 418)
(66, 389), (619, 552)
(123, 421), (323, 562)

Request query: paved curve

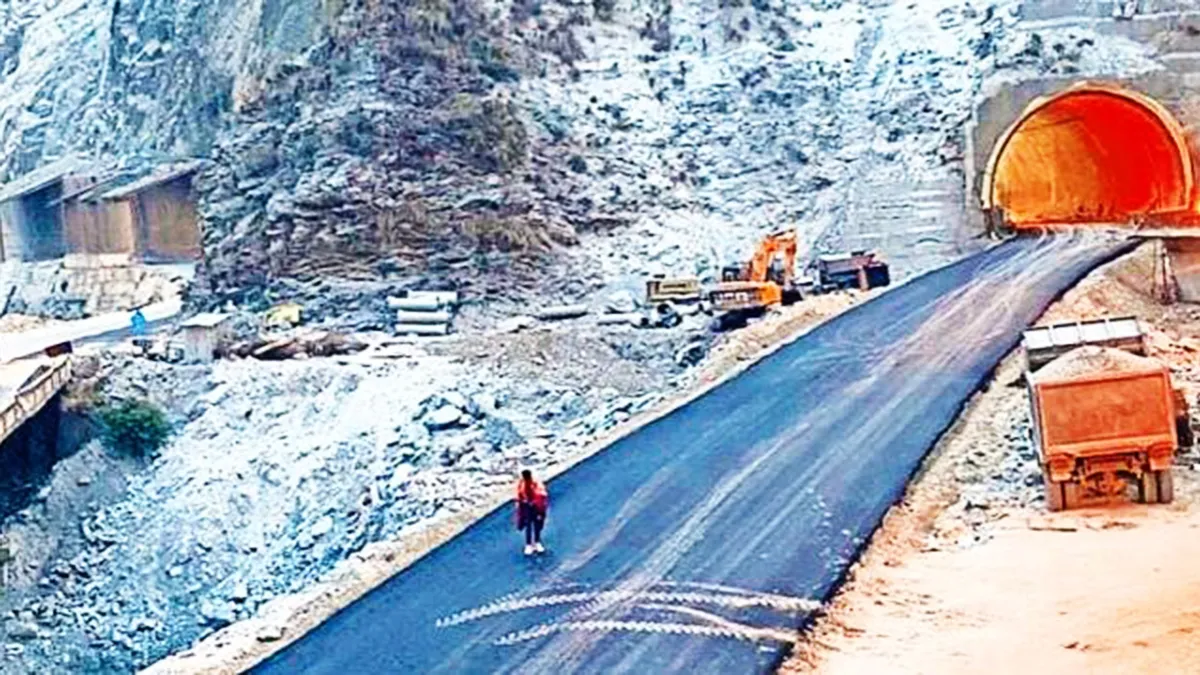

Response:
(255, 235), (1129, 675)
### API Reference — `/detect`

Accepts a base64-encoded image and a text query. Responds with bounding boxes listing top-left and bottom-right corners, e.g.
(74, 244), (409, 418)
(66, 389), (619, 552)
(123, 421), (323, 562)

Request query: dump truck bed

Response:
(1022, 316), (1145, 371)
(1032, 369), (1176, 458)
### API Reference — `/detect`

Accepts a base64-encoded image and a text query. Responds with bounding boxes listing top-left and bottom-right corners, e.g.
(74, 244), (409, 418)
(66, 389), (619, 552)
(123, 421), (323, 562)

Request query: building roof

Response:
(180, 312), (230, 329)
(100, 160), (205, 201)
(0, 156), (92, 204)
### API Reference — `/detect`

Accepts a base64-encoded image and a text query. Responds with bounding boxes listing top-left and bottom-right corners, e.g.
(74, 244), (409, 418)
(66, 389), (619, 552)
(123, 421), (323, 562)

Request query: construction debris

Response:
(597, 313), (644, 327)
(232, 332), (368, 361)
(496, 316), (537, 334)
(387, 292), (459, 312)
(264, 303), (304, 329)
(394, 310), (454, 325)
(535, 304), (590, 321)
(395, 323), (452, 337)
(393, 292), (459, 336)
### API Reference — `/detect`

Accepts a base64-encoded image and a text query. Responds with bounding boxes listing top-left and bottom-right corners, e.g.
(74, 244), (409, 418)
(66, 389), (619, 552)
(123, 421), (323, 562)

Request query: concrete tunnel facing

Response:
(982, 83), (1196, 228)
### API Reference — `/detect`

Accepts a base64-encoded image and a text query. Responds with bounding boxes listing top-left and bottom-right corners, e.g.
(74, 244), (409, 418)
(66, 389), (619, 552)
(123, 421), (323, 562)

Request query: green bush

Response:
(97, 399), (172, 458)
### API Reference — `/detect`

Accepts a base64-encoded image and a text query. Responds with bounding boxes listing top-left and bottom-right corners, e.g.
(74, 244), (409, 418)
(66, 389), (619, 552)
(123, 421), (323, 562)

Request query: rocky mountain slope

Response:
(0, 0), (1162, 315)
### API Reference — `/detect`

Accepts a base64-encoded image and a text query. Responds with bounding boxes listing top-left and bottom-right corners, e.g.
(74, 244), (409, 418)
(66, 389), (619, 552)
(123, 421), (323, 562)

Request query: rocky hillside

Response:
(0, 0), (1166, 318)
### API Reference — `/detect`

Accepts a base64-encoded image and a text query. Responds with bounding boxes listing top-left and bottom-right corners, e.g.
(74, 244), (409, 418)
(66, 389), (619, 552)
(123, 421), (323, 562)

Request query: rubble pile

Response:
(0, 329), (688, 671)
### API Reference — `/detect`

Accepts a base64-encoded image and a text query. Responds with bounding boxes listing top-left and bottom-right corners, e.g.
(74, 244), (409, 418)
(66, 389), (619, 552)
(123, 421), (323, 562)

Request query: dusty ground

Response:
(142, 291), (866, 674)
(0, 315), (62, 334)
(788, 243), (1200, 674)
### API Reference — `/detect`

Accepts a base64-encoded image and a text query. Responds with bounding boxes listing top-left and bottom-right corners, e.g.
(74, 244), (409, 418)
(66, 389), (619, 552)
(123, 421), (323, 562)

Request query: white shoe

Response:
(524, 544), (535, 556)
(533, 542), (545, 554)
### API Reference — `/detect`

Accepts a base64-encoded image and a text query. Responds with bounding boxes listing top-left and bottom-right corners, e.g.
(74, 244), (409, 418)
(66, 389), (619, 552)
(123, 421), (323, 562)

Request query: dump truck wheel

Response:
(1139, 471), (1159, 504)
(1044, 480), (1064, 512)
(1157, 470), (1175, 504)
(1062, 481), (1081, 510)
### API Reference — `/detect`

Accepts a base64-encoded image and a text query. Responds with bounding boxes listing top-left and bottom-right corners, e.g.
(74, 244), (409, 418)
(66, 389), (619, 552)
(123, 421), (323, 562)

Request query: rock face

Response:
(0, 0), (1171, 316)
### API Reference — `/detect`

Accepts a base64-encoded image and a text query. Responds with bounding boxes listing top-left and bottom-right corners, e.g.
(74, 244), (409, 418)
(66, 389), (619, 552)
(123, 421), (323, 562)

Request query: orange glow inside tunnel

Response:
(988, 88), (1196, 228)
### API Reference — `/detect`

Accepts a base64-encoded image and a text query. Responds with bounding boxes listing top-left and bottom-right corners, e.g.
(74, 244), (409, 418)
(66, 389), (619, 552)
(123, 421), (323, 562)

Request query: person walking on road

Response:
(515, 469), (548, 556)
(130, 307), (150, 356)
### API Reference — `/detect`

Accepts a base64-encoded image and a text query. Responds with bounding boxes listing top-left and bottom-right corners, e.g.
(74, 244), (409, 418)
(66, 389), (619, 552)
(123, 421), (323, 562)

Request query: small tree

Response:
(97, 399), (172, 458)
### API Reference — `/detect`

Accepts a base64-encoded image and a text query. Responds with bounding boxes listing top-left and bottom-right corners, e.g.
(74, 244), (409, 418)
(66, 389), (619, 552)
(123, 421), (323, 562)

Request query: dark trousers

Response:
(519, 503), (546, 545)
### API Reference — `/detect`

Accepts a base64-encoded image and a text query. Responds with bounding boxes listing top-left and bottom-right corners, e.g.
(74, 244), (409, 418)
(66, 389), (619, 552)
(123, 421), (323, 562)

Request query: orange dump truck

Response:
(1028, 346), (1184, 511)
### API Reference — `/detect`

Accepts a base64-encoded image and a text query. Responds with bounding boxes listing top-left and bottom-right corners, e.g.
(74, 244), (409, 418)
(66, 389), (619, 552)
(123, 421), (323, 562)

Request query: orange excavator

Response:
(708, 229), (803, 328)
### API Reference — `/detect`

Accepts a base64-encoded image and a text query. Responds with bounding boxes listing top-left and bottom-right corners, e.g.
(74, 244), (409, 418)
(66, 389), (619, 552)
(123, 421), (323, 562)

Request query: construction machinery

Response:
(645, 276), (703, 306)
(813, 250), (890, 293)
(644, 275), (703, 328)
(1027, 346), (1187, 511)
(708, 230), (803, 328)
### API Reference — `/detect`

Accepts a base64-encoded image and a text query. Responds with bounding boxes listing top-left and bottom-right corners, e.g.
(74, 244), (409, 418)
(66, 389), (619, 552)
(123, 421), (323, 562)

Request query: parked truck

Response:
(812, 250), (890, 293)
(1028, 346), (1186, 511)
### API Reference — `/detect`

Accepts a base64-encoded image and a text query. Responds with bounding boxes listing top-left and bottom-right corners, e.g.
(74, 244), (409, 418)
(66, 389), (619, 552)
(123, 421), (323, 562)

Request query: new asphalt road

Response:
(254, 234), (1130, 674)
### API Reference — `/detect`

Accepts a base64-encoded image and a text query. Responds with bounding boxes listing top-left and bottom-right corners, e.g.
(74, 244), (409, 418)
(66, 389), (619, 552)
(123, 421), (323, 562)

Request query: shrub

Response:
(97, 399), (172, 459)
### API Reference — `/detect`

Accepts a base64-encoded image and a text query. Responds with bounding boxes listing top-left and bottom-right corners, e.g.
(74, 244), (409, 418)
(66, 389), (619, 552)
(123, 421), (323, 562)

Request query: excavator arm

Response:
(746, 230), (797, 283)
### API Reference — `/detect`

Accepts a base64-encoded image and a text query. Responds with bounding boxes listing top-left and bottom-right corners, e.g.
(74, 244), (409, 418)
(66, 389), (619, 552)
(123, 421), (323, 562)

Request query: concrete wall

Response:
(0, 395), (62, 519)
(962, 2), (1200, 235)
(1166, 237), (1200, 301)
(0, 259), (190, 317)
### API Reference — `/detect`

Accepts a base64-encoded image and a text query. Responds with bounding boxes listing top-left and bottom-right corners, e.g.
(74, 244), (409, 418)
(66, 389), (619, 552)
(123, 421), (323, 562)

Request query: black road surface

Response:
(254, 235), (1129, 675)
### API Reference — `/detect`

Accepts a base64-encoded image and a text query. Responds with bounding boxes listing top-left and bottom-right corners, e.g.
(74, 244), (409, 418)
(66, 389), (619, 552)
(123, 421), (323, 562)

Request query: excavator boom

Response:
(747, 230), (798, 283)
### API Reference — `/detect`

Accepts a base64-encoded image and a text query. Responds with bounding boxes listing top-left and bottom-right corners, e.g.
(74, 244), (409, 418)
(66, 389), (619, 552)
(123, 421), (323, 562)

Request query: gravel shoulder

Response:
(786, 243), (1200, 674)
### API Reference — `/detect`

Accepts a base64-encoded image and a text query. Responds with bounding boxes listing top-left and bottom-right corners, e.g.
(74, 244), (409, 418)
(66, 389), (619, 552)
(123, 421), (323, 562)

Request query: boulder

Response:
(605, 289), (639, 314)
(469, 393), (499, 417)
(199, 602), (236, 630)
(423, 405), (466, 431)
(392, 422), (433, 452)
(497, 315), (537, 334)
(484, 417), (525, 451)
(230, 580), (250, 603)
(441, 391), (470, 412)
(311, 515), (334, 539)
(5, 621), (39, 641)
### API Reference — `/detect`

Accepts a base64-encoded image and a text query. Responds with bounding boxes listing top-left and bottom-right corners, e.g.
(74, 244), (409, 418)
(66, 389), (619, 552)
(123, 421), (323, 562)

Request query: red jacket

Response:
(516, 478), (549, 512)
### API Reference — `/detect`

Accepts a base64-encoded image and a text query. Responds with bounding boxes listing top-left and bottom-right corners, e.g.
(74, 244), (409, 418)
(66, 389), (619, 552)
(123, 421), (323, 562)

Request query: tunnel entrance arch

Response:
(981, 83), (1195, 228)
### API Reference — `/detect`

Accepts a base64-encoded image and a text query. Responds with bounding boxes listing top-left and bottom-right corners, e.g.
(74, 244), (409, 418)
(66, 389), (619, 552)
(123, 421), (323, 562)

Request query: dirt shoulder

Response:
(788, 243), (1200, 674)
(143, 290), (869, 675)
